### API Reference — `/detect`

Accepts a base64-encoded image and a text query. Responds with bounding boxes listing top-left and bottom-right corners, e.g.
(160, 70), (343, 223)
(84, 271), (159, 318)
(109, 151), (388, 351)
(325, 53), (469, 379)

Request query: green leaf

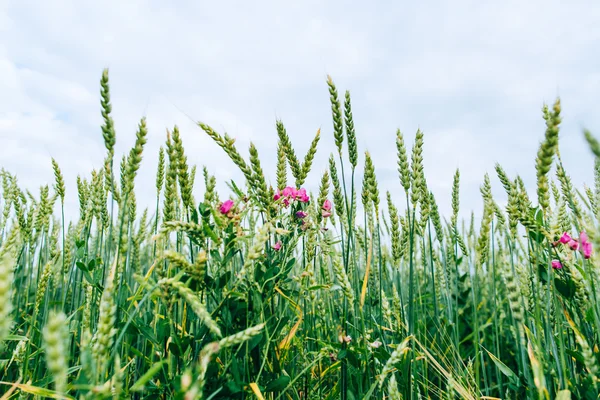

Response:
(308, 284), (330, 291)
(88, 257), (102, 271)
(247, 333), (263, 351)
(482, 347), (518, 385)
(0, 382), (75, 399)
(229, 180), (244, 197)
(190, 208), (199, 224)
(222, 247), (237, 266)
(225, 380), (242, 394)
(199, 202), (211, 218)
(216, 271), (231, 289)
(265, 376), (291, 392)
(131, 316), (160, 345)
(168, 340), (181, 357)
(202, 221), (219, 242)
(4, 334), (28, 341)
(533, 206), (544, 225)
(75, 260), (88, 272)
(130, 360), (168, 392)
(554, 277), (576, 299)
(565, 349), (585, 365)
(528, 229), (544, 244)
(210, 249), (222, 264)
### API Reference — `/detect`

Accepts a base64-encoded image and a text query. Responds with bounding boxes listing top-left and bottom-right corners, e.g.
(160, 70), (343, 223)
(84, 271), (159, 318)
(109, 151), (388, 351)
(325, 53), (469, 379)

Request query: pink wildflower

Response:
(272, 241), (282, 251)
(296, 188), (310, 203)
(219, 199), (234, 214)
(559, 232), (572, 244)
(551, 260), (562, 270)
(369, 340), (382, 349)
(282, 186), (296, 198)
(273, 190), (281, 201)
(580, 231), (593, 259)
(321, 199), (332, 218)
(568, 239), (580, 251)
(296, 211), (308, 219)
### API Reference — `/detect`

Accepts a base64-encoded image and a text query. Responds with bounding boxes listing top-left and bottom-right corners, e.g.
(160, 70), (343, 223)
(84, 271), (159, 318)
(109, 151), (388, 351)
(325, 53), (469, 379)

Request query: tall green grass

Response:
(0, 70), (599, 399)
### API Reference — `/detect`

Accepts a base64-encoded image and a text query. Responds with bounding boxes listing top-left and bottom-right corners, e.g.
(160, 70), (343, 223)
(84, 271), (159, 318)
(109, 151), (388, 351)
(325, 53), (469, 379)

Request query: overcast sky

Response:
(2, 0), (600, 224)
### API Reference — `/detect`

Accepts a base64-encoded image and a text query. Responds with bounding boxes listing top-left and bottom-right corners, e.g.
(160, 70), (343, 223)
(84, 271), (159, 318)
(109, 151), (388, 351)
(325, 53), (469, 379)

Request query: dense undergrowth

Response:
(1, 70), (600, 399)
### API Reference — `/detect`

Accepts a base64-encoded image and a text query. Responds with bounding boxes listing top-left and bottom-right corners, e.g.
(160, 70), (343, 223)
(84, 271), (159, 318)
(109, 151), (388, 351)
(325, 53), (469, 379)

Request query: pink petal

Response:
(219, 199), (234, 214)
(282, 187), (295, 198)
(568, 239), (580, 251)
(559, 232), (572, 244)
(583, 241), (593, 259)
(296, 211), (308, 219)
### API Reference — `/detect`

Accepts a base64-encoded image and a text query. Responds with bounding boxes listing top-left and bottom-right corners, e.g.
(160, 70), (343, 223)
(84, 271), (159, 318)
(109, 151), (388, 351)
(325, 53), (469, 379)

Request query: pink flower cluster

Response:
(557, 231), (593, 259)
(322, 199), (332, 218)
(552, 231), (593, 270)
(219, 199), (235, 215)
(274, 186), (310, 206)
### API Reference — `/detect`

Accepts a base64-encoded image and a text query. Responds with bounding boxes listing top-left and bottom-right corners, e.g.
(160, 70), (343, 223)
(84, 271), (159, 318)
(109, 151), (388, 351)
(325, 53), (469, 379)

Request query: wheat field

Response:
(0, 69), (599, 399)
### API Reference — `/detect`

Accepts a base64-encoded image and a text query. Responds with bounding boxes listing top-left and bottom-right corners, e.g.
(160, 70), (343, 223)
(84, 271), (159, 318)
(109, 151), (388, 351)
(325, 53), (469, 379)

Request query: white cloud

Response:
(1, 0), (600, 223)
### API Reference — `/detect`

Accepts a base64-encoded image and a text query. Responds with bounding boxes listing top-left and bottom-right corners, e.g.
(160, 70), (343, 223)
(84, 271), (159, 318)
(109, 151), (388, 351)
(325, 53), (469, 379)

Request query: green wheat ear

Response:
(584, 129), (600, 158)
(344, 90), (358, 168)
(276, 139), (288, 190)
(198, 122), (255, 186)
(172, 126), (194, 212)
(317, 170), (330, 223)
(276, 120), (302, 186)
(361, 165), (371, 215)
(43, 310), (69, 395)
(297, 129), (320, 187)
(0, 226), (18, 349)
(156, 146), (165, 195)
(100, 68), (116, 154)
(410, 129), (424, 208)
(163, 129), (178, 225)
(76, 175), (88, 222)
(477, 174), (493, 266)
(429, 192), (444, 243)
(329, 154), (345, 221)
(100, 68), (117, 195)
(387, 192), (401, 262)
(327, 75), (344, 155)
(364, 151), (380, 219)
(396, 129), (411, 194)
(248, 142), (271, 212)
(451, 169), (460, 226)
(51, 158), (65, 204)
(536, 98), (561, 212)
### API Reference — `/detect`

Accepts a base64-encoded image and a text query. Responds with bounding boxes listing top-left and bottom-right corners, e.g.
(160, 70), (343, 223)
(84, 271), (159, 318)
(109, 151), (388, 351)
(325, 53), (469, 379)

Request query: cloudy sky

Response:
(2, 0), (600, 223)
